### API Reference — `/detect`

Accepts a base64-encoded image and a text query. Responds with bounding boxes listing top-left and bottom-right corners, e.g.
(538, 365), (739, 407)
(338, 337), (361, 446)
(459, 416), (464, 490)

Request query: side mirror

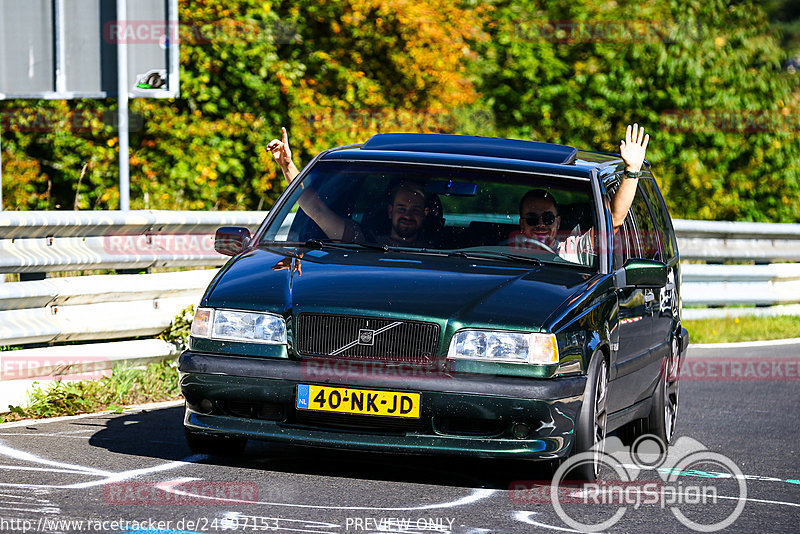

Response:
(215, 226), (252, 256)
(614, 258), (667, 289)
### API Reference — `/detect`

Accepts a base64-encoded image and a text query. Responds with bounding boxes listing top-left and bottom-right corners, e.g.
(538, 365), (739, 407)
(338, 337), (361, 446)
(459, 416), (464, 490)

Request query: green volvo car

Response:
(180, 133), (688, 479)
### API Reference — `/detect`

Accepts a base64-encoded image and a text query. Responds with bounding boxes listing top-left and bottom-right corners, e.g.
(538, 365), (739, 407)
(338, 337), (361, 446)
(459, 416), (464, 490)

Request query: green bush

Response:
(160, 304), (196, 352)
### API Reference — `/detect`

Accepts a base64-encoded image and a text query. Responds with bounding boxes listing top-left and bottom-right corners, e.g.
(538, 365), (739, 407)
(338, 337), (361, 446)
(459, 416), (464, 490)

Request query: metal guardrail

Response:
(672, 219), (800, 262)
(0, 210), (265, 238)
(0, 210), (264, 273)
(681, 264), (800, 306)
(0, 269), (215, 409)
(671, 219), (800, 317)
(0, 211), (264, 409)
(0, 270), (217, 345)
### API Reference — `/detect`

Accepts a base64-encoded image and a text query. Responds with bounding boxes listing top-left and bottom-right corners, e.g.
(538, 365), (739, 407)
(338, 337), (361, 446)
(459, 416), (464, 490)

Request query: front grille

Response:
(296, 314), (439, 363)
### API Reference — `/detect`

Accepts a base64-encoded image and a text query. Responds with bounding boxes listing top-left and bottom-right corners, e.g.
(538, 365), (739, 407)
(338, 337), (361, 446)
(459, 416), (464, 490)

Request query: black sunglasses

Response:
(524, 212), (557, 226)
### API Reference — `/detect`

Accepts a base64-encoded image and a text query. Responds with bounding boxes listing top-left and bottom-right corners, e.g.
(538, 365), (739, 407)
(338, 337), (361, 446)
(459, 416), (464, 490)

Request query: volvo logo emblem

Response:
(330, 321), (402, 356)
(358, 329), (375, 345)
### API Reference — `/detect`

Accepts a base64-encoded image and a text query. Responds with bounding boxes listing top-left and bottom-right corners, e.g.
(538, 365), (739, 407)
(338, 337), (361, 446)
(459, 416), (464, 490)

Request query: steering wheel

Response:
(517, 236), (557, 255)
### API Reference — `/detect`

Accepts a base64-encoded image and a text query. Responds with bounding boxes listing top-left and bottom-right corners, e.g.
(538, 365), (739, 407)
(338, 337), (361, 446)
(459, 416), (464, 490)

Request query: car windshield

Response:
(257, 160), (599, 269)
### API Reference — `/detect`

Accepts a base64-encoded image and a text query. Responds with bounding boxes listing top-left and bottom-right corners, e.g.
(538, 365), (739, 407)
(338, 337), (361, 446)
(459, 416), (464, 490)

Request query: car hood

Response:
(204, 248), (596, 331)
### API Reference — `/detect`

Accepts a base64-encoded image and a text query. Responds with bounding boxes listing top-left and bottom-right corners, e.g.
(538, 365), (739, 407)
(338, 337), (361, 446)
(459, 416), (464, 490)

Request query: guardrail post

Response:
(117, 268), (148, 275)
(117, 0), (130, 211)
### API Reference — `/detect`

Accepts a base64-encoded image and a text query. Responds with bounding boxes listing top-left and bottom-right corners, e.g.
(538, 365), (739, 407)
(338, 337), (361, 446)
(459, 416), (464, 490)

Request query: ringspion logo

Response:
(512, 435), (747, 532)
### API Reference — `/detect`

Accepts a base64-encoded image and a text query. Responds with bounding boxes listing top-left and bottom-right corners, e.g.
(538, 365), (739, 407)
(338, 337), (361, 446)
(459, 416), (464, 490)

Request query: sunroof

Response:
(361, 133), (578, 165)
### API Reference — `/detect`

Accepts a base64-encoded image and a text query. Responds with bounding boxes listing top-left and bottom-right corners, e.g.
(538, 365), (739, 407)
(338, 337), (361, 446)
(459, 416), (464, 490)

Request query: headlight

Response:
(447, 330), (559, 365)
(191, 307), (287, 344)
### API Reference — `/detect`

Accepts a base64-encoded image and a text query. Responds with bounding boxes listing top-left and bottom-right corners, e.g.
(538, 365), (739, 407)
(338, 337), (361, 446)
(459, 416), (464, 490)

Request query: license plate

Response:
(296, 384), (420, 418)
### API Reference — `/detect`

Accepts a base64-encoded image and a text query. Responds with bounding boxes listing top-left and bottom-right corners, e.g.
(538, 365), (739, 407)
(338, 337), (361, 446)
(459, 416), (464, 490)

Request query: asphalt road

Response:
(1, 341), (798, 534)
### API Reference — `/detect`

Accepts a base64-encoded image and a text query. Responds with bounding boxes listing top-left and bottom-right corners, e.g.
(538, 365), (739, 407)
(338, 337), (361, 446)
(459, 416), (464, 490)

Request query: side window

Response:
(640, 177), (676, 260)
(616, 217), (639, 267)
(629, 188), (663, 261)
(609, 178), (639, 268)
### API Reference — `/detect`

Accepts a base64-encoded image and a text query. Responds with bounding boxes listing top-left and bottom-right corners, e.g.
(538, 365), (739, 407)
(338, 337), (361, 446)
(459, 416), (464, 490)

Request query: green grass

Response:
(685, 315), (800, 344)
(0, 360), (181, 423)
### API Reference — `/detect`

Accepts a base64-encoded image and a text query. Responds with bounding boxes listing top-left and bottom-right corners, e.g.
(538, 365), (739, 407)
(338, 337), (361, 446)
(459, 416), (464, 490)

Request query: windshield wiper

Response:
(448, 250), (543, 267)
(305, 239), (392, 252)
(259, 239), (390, 253)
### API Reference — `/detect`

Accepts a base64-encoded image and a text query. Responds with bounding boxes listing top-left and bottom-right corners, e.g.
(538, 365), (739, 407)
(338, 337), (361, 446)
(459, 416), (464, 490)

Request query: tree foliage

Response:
(476, 0), (799, 222)
(0, 0), (797, 222)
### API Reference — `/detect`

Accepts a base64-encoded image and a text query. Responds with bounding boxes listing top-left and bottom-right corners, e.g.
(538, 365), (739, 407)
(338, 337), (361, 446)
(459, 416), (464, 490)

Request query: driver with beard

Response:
(375, 182), (430, 246)
(267, 127), (431, 247)
(338, 180), (432, 247)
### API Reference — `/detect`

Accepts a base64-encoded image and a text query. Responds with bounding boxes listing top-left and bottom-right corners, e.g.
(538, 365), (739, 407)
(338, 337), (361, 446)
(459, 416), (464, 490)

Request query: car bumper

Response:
(179, 351), (587, 459)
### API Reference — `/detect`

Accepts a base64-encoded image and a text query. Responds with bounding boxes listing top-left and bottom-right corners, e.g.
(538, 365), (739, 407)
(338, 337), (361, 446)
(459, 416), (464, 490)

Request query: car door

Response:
(607, 184), (662, 413)
(639, 177), (678, 348)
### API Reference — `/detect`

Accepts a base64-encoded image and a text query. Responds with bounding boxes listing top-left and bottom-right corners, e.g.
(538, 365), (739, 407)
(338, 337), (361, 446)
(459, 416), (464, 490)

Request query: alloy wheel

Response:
(663, 336), (680, 443)
(592, 359), (609, 477)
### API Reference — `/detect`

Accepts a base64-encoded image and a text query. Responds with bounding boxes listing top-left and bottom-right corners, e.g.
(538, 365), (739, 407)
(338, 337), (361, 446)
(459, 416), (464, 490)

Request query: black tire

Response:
(184, 428), (247, 455)
(567, 353), (609, 482)
(645, 334), (680, 444)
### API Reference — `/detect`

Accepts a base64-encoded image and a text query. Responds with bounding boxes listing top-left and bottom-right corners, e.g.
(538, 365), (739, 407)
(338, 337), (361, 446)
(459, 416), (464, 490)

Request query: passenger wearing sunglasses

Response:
(513, 124), (650, 264)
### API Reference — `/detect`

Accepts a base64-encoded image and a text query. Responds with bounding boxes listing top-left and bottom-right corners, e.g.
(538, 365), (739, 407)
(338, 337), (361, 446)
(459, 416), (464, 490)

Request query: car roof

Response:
(362, 133), (580, 164)
(319, 133), (626, 179)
